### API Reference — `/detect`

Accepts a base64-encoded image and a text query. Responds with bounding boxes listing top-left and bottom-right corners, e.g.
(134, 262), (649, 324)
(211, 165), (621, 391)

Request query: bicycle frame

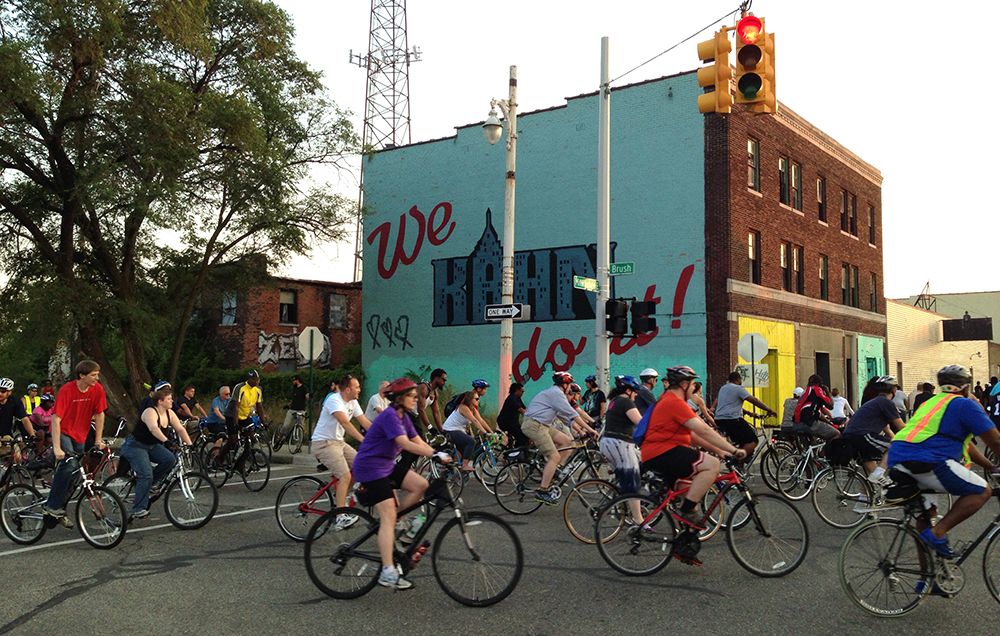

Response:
(642, 467), (748, 529)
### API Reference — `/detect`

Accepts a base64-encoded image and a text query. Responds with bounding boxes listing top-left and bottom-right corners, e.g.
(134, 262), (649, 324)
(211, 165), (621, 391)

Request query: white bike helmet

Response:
(0, 378), (13, 391)
(639, 368), (659, 380)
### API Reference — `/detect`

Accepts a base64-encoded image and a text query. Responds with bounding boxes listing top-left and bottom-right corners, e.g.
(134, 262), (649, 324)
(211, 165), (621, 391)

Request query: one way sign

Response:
(484, 303), (530, 321)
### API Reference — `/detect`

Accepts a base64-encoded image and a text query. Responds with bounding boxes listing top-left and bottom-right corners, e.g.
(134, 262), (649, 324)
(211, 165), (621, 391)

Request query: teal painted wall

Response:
(857, 335), (886, 399)
(361, 74), (708, 404)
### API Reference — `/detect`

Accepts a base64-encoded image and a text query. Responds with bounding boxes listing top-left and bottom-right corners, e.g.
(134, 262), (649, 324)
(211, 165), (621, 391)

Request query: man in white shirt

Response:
(311, 374), (372, 528)
(364, 380), (390, 421)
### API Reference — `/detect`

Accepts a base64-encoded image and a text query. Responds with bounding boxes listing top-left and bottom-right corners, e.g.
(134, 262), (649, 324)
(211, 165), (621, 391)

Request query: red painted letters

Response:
(367, 201), (456, 279)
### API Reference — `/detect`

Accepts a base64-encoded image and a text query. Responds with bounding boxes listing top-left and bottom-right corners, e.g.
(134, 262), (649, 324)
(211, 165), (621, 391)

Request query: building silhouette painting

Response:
(432, 209), (616, 327)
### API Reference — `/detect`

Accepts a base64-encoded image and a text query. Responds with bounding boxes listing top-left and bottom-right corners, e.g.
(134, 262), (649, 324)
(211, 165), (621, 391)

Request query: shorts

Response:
(521, 417), (559, 456)
(356, 461), (411, 506)
(641, 446), (705, 490)
(599, 437), (641, 494)
(892, 459), (988, 497)
(715, 418), (757, 446)
(808, 419), (840, 441)
(845, 433), (890, 462)
(313, 439), (357, 479)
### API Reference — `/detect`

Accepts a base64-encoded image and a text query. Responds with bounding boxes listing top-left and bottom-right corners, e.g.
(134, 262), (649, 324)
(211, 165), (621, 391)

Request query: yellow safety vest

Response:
(21, 395), (40, 413)
(893, 392), (972, 463)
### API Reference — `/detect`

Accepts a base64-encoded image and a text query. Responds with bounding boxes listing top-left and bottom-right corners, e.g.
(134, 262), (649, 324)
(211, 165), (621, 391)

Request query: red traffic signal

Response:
(736, 15), (763, 45)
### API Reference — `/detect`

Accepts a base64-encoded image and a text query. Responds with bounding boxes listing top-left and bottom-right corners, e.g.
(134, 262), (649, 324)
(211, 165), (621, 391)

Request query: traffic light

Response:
(734, 14), (775, 110)
(695, 27), (732, 114)
(605, 299), (628, 336)
(630, 301), (657, 335)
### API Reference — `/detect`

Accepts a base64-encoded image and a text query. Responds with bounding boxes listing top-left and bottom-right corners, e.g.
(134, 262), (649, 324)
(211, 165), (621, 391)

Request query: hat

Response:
(793, 387), (804, 397)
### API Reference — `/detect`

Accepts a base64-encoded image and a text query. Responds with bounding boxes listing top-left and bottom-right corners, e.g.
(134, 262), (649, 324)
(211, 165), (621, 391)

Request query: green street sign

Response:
(572, 275), (599, 292)
(609, 262), (635, 276)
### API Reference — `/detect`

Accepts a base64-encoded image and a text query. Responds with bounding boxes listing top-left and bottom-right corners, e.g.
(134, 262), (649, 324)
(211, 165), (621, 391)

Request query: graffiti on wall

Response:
(258, 331), (331, 367)
(366, 315), (413, 350)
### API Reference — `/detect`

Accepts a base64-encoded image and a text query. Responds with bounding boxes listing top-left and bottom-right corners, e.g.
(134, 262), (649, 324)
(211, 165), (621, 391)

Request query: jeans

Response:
(444, 429), (475, 462)
(46, 435), (84, 511)
(120, 436), (176, 512)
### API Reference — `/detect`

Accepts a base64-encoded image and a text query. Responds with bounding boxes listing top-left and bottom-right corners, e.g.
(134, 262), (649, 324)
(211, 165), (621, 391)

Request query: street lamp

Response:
(483, 65), (518, 408)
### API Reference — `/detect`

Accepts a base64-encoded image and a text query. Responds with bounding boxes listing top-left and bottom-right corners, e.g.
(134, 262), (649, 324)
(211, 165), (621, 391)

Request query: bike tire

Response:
(839, 519), (932, 616)
(562, 479), (619, 544)
(493, 462), (543, 515)
(0, 483), (46, 544)
(811, 466), (873, 529)
(165, 472), (218, 530)
(698, 484), (725, 541)
(201, 445), (231, 488)
(290, 425), (304, 454)
(276, 476), (331, 541)
(595, 494), (675, 576)
(726, 493), (808, 577)
(304, 507), (381, 599)
(240, 448), (271, 492)
(2, 465), (34, 489)
(270, 428), (285, 452)
(473, 450), (501, 494)
(75, 485), (127, 549)
(775, 453), (813, 501)
(432, 511), (524, 607)
(102, 475), (135, 510)
(757, 445), (788, 493)
(983, 528), (1000, 604)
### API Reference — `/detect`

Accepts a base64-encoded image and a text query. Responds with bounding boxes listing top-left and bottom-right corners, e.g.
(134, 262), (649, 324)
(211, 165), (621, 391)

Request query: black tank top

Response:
(133, 407), (167, 445)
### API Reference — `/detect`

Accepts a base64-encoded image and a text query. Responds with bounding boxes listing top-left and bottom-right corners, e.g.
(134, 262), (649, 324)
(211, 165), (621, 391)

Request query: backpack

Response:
(443, 391), (466, 418)
(632, 403), (655, 445)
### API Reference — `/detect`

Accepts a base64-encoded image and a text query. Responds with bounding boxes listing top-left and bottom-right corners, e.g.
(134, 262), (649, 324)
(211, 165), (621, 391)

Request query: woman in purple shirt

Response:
(353, 378), (450, 590)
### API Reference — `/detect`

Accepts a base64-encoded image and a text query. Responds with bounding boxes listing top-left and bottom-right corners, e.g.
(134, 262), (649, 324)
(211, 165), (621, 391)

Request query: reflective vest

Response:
(893, 392), (972, 462)
(21, 395), (40, 413)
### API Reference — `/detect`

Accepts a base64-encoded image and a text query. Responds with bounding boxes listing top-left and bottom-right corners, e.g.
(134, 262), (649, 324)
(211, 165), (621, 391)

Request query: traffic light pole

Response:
(595, 37), (611, 392)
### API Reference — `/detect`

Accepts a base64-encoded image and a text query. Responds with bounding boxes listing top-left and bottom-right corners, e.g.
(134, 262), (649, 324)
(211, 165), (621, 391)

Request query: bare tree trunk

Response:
(78, 324), (135, 419)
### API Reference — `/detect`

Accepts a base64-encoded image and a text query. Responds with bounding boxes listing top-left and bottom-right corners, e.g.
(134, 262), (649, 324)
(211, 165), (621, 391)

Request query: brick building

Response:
(214, 276), (362, 372)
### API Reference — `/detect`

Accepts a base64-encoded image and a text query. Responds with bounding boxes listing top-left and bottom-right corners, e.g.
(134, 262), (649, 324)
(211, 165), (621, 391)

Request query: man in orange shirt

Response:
(640, 366), (745, 529)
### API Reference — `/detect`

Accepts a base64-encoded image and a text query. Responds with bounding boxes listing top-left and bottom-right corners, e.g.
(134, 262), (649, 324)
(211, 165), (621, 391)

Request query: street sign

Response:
(737, 332), (769, 363)
(573, 276), (600, 292)
(297, 326), (324, 362)
(484, 303), (531, 321)
(736, 363), (769, 388)
(609, 262), (635, 276)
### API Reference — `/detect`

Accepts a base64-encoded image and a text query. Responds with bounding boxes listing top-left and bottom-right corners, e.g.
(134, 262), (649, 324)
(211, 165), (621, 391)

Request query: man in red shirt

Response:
(44, 360), (109, 526)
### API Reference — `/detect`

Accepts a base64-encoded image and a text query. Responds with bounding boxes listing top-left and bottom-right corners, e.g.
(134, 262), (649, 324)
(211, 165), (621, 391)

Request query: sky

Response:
(274, 0), (997, 299)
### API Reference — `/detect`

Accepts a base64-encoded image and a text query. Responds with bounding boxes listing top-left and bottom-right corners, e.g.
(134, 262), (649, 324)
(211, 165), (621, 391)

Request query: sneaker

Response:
(378, 567), (414, 590)
(914, 580), (949, 597)
(57, 515), (75, 529)
(919, 527), (957, 559)
(131, 508), (150, 520)
(534, 487), (559, 506)
(42, 505), (66, 518)
(334, 514), (358, 531)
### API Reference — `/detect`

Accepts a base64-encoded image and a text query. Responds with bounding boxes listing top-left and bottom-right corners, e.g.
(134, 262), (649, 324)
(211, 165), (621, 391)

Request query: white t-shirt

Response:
(312, 392), (364, 442)
(364, 393), (388, 422)
(830, 395), (853, 419)
(443, 406), (472, 432)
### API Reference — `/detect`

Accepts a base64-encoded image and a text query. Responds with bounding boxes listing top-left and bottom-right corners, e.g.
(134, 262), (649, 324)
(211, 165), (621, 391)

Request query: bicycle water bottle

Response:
(405, 512), (426, 539)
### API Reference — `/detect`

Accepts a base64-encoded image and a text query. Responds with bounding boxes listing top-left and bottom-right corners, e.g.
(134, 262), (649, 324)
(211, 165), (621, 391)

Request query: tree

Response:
(0, 0), (358, 415)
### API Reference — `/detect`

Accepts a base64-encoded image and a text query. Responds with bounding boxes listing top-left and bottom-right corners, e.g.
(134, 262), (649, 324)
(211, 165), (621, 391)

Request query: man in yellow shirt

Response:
(216, 370), (265, 465)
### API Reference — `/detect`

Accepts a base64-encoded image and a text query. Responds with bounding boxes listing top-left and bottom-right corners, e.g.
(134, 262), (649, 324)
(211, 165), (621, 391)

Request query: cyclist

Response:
(467, 379), (497, 436)
(416, 368), (447, 435)
(641, 366), (746, 533)
(635, 368), (659, 415)
(715, 371), (777, 458)
(599, 375), (645, 522)
(218, 370), (265, 466)
(497, 382), (529, 448)
(521, 372), (598, 505)
(0, 378), (37, 443)
(793, 374), (839, 442)
(352, 378), (451, 590)
(21, 383), (41, 414)
(44, 360), (109, 528)
(887, 364), (1000, 557)
(830, 387), (854, 428)
(686, 381), (715, 428)
(780, 387), (804, 431)
(275, 375), (308, 446)
(364, 380), (390, 421)
(29, 393), (55, 451)
(841, 375), (903, 484)
(204, 385), (230, 455)
(442, 390), (493, 472)
(312, 374), (372, 528)
(175, 384), (208, 422)
(120, 384), (193, 519)
(581, 375), (607, 421)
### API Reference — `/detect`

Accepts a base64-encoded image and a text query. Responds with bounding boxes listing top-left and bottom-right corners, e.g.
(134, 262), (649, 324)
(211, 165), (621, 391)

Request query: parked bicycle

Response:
(272, 410), (306, 454)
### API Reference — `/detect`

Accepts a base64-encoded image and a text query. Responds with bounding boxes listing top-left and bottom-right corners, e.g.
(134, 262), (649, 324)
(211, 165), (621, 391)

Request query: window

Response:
(221, 291), (237, 326)
(780, 242), (791, 291)
(868, 205), (876, 244)
(851, 265), (860, 308)
(817, 177), (827, 222)
(791, 161), (802, 210)
(819, 254), (829, 300)
(840, 190), (849, 232)
(747, 138), (760, 191)
(329, 293), (348, 329)
(748, 231), (761, 284)
(841, 263), (849, 305)
(794, 245), (804, 294)
(279, 289), (298, 324)
(850, 194), (858, 236)
(815, 352), (831, 387)
(869, 272), (878, 312)
(778, 156), (790, 205)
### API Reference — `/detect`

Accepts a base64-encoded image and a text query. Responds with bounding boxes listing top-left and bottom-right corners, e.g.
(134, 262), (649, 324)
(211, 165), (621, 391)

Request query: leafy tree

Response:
(0, 0), (358, 414)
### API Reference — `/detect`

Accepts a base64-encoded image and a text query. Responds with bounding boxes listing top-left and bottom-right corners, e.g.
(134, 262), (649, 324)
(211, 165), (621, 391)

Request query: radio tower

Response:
(349, 0), (421, 281)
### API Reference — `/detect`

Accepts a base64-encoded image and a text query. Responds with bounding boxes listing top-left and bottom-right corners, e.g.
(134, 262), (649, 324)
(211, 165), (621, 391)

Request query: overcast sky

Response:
(275, 0), (996, 299)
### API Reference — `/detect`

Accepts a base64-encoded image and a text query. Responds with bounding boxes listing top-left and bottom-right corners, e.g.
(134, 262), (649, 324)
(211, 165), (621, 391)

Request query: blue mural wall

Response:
(362, 73), (708, 404)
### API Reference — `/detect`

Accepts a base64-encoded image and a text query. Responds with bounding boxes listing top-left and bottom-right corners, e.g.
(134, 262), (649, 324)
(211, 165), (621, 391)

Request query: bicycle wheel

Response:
(698, 484), (725, 541)
(270, 427), (285, 452)
(2, 465), (33, 488)
(0, 484), (45, 544)
(563, 479), (619, 544)
(812, 466), (873, 529)
(165, 472), (219, 529)
(201, 445), (230, 488)
(839, 520), (932, 615)
(984, 530), (1000, 604)
(473, 450), (502, 494)
(493, 463), (543, 515)
(757, 445), (790, 493)
(75, 485), (127, 549)
(775, 453), (814, 501)
(304, 507), (381, 599)
(726, 493), (808, 577)
(290, 425), (305, 454)
(102, 475), (135, 510)
(241, 448), (271, 492)
(433, 510), (524, 607)
(595, 494), (675, 576)
(276, 476), (331, 541)
(96, 454), (120, 483)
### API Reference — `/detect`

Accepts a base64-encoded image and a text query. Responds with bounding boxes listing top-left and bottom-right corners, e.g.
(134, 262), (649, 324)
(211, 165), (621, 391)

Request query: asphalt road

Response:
(1, 462), (998, 635)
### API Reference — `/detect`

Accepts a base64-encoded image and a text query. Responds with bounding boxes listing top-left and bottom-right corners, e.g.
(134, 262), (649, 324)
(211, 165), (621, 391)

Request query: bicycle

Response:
(1, 436), (33, 489)
(303, 459), (524, 606)
(563, 478), (620, 544)
(272, 410), (306, 454)
(0, 448), (127, 549)
(594, 457), (809, 578)
(104, 445), (218, 529)
(838, 473), (1000, 615)
(201, 416), (272, 491)
(469, 431), (509, 493)
(275, 473), (364, 541)
(492, 437), (606, 515)
(774, 436), (830, 500)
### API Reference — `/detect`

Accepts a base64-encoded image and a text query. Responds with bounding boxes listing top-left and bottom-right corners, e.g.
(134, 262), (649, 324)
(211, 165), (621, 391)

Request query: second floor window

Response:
(779, 156), (790, 205)
(868, 205), (876, 244)
(781, 242), (792, 291)
(817, 177), (827, 222)
(747, 139), (760, 191)
(819, 254), (829, 300)
(850, 194), (858, 236)
(748, 231), (761, 284)
(793, 245), (804, 294)
(840, 190), (849, 232)
(841, 263), (850, 305)
(279, 289), (298, 324)
(870, 272), (878, 312)
(791, 161), (802, 210)
(221, 291), (237, 326)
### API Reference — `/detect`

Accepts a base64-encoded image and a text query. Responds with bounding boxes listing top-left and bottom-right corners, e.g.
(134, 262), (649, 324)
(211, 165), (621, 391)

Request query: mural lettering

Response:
(367, 202), (456, 279)
(366, 314), (413, 351)
(258, 331), (331, 367)
(432, 209), (616, 327)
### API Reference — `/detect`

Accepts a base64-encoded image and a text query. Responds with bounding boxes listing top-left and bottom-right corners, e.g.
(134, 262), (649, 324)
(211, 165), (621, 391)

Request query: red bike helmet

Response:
(385, 377), (418, 399)
(552, 372), (574, 385)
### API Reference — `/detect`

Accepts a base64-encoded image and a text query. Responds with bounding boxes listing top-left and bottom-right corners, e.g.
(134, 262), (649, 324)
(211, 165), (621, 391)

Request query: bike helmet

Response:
(793, 387), (804, 397)
(40, 393), (55, 404)
(153, 379), (171, 391)
(614, 375), (642, 392)
(552, 372), (574, 385)
(872, 375), (897, 393)
(26, 383), (38, 391)
(247, 369), (260, 379)
(639, 368), (659, 379)
(937, 365), (972, 393)
(585, 374), (597, 384)
(385, 377), (418, 399)
(472, 378), (490, 389)
(665, 365), (699, 386)
(569, 383), (582, 394)
(0, 378), (13, 391)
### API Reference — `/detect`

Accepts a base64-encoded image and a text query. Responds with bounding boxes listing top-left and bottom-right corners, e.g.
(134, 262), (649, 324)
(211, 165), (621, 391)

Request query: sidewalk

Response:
(269, 444), (317, 467)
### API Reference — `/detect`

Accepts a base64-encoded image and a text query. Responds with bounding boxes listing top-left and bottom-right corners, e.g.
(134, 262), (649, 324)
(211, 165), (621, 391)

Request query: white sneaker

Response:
(378, 567), (414, 590)
(334, 513), (358, 531)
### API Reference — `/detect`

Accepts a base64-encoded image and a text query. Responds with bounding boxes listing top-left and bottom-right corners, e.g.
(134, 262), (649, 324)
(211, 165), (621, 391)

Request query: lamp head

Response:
(483, 108), (503, 145)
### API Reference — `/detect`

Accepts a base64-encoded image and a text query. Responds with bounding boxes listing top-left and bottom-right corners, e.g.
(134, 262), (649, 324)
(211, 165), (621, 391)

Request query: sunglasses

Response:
(0, 389), (10, 393)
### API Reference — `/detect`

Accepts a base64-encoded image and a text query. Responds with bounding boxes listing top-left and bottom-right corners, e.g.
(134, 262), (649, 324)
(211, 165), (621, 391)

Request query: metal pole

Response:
(595, 38), (611, 392)
(307, 331), (315, 445)
(498, 65), (518, 410)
